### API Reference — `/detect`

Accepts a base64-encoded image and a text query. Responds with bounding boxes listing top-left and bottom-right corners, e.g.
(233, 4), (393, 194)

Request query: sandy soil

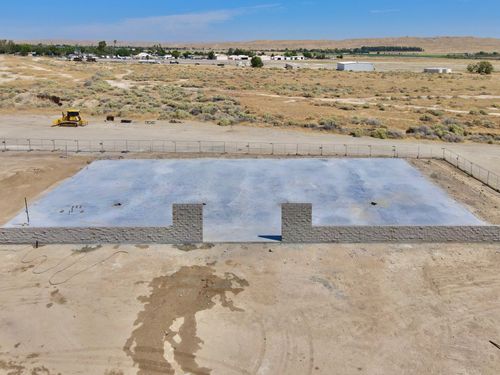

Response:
(0, 242), (499, 375)
(411, 159), (500, 224)
(0, 153), (92, 225)
(1, 56), (499, 140)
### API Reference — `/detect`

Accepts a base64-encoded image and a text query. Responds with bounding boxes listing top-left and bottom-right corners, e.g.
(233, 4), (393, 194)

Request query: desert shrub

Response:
(441, 133), (463, 143)
(406, 123), (465, 142)
(420, 114), (434, 122)
(351, 117), (382, 127)
(337, 104), (356, 111)
(318, 117), (342, 130)
(406, 125), (438, 139)
(351, 129), (364, 137)
(217, 117), (233, 126)
(467, 61), (494, 75)
(427, 109), (443, 117)
(387, 129), (404, 139)
(442, 117), (460, 126)
(171, 109), (190, 119)
(371, 128), (388, 139)
(467, 134), (495, 144)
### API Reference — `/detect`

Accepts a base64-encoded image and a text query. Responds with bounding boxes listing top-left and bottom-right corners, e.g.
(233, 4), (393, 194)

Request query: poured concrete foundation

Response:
(5, 159), (484, 242)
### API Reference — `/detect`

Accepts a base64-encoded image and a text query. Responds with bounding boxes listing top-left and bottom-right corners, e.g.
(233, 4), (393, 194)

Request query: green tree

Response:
(468, 61), (494, 74)
(208, 51), (216, 60)
(477, 61), (494, 74)
(97, 41), (107, 54)
(251, 56), (264, 68)
(171, 50), (181, 59)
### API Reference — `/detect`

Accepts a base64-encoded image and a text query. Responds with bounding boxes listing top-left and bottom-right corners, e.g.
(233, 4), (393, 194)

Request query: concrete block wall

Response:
(0, 204), (204, 245)
(282, 203), (500, 243)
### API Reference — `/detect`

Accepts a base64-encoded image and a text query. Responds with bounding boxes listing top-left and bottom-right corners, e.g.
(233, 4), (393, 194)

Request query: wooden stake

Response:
(24, 197), (30, 224)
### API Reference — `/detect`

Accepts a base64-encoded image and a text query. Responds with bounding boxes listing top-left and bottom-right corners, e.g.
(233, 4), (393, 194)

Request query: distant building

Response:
(259, 55), (272, 61)
(134, 52), (153, 60)
(215, 54), (228, 61)
(272, 55), (305, 61)
(228, 55), (250, 61)
(337, 62), (375, 72)
(424, 67), (452, 74)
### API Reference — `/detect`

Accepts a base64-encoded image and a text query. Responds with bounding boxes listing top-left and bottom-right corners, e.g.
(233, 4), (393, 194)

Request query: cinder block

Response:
(281, 203), (500, 243)
(0, 204), (204, 245)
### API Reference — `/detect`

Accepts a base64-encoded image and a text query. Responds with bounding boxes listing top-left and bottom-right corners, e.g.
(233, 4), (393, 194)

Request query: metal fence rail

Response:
(1, 137), (499, 192)
(442, 148), (500, 192)
(1, 138), (442, 158)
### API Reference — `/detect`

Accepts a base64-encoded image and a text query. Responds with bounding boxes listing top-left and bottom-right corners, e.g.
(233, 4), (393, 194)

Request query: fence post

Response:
(320, 145), (323, 156)
(392, 146), (397, 158)
(27, 139), (32, 152)
(100, 141), (104, 153)
(369, 145), (372, 158)
(296, 143), (299, 156)
(75, 140), (79, 153)
(344, 144), (348, 157)
(2, 138), (5, 152)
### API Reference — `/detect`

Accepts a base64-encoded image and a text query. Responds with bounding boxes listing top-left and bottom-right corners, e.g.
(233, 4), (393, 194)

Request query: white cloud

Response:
(60, 4), (280, 41)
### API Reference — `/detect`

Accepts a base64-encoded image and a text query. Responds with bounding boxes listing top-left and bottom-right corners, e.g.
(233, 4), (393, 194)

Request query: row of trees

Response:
(0, 40), (208, 58)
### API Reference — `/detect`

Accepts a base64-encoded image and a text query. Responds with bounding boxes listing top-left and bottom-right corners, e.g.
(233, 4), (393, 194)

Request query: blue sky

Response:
(1, 0), (499, 42)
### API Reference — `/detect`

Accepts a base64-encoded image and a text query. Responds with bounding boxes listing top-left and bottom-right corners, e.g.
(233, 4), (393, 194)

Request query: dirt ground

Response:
(0, 242), (499, 375)
(411, 159), (500, 224)
(1, 152), (500, 374)
(0, 153), (91, 225)
(1, 114), (500, 177)
(1, 55), (499, 143)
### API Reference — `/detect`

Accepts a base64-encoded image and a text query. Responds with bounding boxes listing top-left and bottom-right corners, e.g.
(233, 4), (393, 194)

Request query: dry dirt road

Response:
(1, 114), (500, 175)
(0, 243), (499, 375)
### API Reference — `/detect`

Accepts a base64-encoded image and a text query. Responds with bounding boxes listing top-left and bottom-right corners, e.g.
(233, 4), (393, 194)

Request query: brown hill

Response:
(16, 36), (500, 53)
(186, 37), (500, 53)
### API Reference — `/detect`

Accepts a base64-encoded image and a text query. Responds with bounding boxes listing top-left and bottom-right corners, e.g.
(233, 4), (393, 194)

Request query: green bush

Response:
(467, 61), (494, 75)
(251, 56), (264, 68)
(371, 128), (388, 139)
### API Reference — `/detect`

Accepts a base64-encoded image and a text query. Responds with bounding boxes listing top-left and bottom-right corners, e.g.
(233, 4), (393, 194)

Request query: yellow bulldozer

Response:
(52, 109), (88, 127)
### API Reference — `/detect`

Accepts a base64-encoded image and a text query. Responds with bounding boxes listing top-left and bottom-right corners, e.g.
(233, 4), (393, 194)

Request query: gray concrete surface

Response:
(5, 158), (483, 242)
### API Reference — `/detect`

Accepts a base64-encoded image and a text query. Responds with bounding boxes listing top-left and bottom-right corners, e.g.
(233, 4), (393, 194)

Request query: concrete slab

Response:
(5, 159), (484, 242)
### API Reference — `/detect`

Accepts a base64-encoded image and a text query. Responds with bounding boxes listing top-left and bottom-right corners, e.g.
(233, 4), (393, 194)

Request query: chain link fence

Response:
(1, 137), (442, 158)
(1, 137), (499, 192)
(442, 148), (499, 192)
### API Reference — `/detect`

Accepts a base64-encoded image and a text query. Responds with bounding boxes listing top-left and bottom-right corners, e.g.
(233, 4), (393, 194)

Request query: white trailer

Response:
(424, 67), (452, 74)
(337, 62), (375, 72)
